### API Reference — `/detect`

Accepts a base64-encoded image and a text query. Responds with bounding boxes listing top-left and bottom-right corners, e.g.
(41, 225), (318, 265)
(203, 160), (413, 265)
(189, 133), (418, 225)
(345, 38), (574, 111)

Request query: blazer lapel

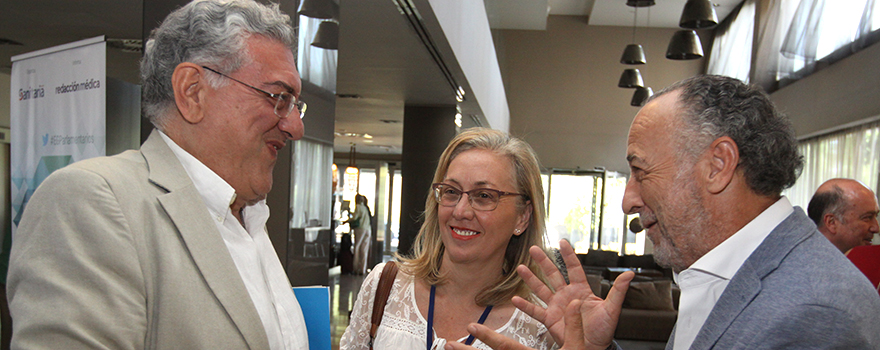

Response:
(142, 131), (270, 350)
(687, 208), (813, 350)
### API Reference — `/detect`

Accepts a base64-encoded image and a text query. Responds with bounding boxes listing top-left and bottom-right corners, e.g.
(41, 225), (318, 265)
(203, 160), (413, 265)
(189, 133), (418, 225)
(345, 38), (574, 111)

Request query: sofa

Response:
(578, 250), (679, 342)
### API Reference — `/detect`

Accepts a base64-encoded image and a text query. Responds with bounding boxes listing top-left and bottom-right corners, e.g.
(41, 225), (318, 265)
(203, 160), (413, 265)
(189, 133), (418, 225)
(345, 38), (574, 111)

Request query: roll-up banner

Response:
(10, 36), (107, 236)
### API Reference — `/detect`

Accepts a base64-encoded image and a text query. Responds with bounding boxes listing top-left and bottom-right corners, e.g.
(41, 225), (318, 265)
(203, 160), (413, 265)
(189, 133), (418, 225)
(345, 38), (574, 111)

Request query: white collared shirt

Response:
(672, 197), (793, 350)
(159, 131), (308, 350)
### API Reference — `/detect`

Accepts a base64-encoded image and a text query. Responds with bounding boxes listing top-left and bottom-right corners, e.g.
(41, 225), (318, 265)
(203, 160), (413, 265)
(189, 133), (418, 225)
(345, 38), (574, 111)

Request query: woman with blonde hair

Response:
(340, 128), (559, 349)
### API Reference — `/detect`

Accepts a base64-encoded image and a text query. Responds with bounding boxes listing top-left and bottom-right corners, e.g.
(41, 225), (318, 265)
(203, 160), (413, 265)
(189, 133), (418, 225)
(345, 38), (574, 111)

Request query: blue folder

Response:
(292, 286), (331, 350)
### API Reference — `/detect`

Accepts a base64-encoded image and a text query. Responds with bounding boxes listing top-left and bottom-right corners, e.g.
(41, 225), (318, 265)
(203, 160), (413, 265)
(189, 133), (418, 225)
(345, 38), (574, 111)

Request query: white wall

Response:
(428, 0), (510, 132)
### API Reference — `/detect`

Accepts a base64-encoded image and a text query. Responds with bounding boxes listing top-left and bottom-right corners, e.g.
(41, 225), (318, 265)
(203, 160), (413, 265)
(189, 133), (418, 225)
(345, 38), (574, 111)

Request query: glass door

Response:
(544, 169), (604, 253)
(543, 169), (628, 254)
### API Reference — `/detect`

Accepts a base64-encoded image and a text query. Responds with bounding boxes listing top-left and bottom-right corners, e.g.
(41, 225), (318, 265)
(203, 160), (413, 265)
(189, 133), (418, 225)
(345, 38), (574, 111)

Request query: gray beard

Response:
(650, 170), (715, 272)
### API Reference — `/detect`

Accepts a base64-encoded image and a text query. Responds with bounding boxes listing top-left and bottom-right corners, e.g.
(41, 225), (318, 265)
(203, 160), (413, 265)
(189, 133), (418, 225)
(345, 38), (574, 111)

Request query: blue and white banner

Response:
(10, 36), (106, 235)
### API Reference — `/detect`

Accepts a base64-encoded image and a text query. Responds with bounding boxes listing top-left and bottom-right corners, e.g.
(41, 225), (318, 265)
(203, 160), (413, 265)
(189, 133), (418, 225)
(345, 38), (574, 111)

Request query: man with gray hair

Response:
(808, 178), (880, 253)
(8, 1), (309, 349)
(447, 75), (880, 350)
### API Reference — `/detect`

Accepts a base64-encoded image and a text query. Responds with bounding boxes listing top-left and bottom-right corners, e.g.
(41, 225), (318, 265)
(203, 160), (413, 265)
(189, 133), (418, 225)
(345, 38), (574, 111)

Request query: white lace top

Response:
(339, 262), (558, 350)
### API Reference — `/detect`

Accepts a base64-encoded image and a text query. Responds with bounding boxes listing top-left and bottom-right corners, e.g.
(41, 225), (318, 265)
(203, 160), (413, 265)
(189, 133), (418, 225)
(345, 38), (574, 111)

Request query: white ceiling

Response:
(0, 0), (742, 155)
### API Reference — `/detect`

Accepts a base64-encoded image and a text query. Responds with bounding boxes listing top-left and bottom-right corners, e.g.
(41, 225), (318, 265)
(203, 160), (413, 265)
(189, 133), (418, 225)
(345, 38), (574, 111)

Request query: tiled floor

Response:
(326, 266), (668, 350)
(329, 269), (367, 350)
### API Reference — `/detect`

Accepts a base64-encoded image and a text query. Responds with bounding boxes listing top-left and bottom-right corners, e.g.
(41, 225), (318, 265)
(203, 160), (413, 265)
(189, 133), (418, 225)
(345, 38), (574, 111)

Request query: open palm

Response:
(512, 240), (632, 348)
(511, 240), (594, 344)
(444, 240), (634, 350)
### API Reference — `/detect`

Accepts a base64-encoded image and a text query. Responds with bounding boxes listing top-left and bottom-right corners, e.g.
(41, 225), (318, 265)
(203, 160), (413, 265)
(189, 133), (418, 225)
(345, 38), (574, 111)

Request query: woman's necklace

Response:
(426, 285), (493, 349)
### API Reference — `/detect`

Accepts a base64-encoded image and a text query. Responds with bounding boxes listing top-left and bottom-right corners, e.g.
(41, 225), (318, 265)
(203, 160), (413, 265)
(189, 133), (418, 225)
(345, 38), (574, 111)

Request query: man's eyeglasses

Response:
(431, 183), (527, 211)
(202, 66), (307, 119)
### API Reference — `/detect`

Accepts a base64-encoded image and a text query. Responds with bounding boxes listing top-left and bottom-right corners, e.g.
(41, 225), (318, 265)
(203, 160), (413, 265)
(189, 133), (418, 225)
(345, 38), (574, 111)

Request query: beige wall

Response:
(498, 15), (706, 173)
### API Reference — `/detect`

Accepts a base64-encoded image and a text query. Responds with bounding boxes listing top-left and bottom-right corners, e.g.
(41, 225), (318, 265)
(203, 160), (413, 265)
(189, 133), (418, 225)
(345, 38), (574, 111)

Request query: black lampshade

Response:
(298, 0), (336, 19)
(626, 0), (656, 7)
(621, 44), (647, 65)
(631, 86), (653, 106)
(618, 68), (644, 88)
(311, 21), (339, 50)
(679, 0), (718, 29)
(666, 30), (703, 60)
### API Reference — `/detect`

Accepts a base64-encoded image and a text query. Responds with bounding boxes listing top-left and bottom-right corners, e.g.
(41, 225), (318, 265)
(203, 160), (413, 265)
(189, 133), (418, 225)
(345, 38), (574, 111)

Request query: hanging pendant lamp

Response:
(621, 44), (646, 65)
(679, 0), (718, 29)
(620, 2), (647, 65)
(618, 68), (645, 88)
(298, 0), (336, 19)
(311, 21), (339, 50)
(631, 86), (654, 106)
(626, 0), (655, 6)
(666, 30), (703, 60)
(345, 144), (359, 193)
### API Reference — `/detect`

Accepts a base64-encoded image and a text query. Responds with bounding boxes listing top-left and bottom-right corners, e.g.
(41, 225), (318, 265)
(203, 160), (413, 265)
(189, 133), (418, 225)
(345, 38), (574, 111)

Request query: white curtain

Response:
(754, 0), (880, 91)
(753, 0), (800, 91)
(782, 0), (878, 74)
(786, 121), (880, 209)
(297, 15), (337, 92)
(707, 0), (756, 83)
(291, 139), (334, 228)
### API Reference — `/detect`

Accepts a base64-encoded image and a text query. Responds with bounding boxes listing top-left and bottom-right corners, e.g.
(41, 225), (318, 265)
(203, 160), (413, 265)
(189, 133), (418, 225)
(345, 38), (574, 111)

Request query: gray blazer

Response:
(8, 131), (272, 349)
(667, 208), (880, 349)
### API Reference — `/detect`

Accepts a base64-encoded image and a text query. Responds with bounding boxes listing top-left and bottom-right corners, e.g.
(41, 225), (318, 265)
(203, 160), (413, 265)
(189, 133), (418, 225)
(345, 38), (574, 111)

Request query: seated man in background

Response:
(7, 0), (309, 349)
(807, 178), (880, 253)
(446, 75), (880, 350)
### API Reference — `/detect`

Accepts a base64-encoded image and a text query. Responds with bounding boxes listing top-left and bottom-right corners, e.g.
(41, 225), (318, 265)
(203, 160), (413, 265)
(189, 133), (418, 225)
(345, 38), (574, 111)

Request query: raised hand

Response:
(512, 240), (633, 348)
(511, 240), (591, 344)
(444, 299), (589, 350)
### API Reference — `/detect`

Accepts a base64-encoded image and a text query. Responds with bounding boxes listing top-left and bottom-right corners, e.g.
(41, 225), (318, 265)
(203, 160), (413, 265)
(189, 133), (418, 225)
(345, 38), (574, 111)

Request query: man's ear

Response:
(514, 202), (532, 236)
(172, 63), (207, 124)
(705, 136), (739, 194)
(823, 213), (839, 234)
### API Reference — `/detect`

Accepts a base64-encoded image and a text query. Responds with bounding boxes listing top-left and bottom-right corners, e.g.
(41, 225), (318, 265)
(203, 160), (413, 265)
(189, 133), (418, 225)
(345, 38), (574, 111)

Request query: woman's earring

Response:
(514, 229), (522, 234)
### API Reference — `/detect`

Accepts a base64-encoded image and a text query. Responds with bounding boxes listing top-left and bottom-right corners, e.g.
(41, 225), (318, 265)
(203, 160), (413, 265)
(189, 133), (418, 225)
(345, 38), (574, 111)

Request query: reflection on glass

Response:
(290, 139), (333, 228)
(297, 15), (338, 92)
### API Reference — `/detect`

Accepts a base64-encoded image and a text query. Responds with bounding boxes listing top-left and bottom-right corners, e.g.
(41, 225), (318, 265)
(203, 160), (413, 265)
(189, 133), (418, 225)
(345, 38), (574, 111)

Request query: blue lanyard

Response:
(426, 285), (494, 349)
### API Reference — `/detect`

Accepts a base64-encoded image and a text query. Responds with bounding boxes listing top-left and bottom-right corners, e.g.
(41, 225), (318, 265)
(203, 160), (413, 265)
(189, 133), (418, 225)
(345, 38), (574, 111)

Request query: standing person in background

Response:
(349, 194), (373, 275)
(341, 128), (579, 350)
(7, 1), (309, 349)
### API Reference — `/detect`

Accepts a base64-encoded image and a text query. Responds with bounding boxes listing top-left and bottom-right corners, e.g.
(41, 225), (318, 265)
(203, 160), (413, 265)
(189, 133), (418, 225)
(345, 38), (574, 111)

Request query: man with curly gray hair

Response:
(619, 75), (877, 349)
(447, 75), (880, 350)
(7, 1), (309, 349)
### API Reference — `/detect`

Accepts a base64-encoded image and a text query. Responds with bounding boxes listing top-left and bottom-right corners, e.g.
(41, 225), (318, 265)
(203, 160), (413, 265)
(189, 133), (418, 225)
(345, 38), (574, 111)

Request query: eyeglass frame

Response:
(201, 66), (307, 119)
(431, 183), (528, 211)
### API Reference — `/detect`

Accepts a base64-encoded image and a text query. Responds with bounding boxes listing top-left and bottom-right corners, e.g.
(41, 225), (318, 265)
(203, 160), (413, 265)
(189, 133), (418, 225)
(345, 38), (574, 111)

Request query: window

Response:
(782, 0), (880, 75)
(542, 170), (629, 254)
(754, 0), (880, 91)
